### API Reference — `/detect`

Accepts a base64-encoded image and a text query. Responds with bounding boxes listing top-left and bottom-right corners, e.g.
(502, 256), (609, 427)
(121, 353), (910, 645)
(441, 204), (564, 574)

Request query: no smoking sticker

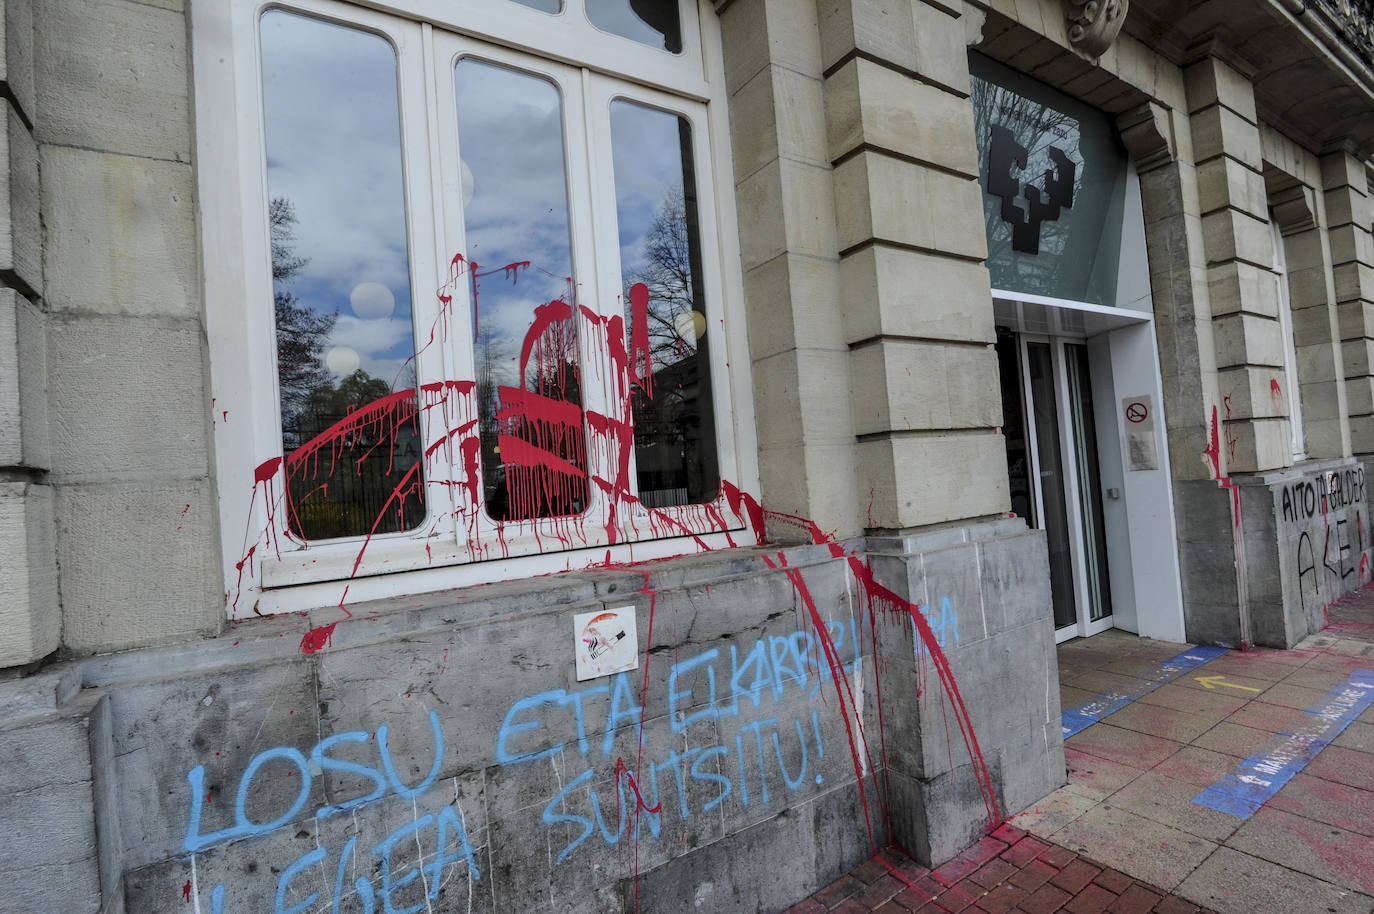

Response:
(1122, 394), (1157, 470)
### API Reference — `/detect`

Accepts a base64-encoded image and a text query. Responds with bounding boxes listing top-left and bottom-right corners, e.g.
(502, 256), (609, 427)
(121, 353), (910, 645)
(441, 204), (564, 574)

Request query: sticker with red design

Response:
(574, 606), (638, 681)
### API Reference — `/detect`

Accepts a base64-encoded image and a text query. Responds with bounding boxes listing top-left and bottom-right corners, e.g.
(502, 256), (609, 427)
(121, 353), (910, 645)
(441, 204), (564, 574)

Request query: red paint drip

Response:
(1204, 405), (1241, 527)
(299, 622), (338, 654)
(182, 879), (191, 903)
(629, 282), (653, 400)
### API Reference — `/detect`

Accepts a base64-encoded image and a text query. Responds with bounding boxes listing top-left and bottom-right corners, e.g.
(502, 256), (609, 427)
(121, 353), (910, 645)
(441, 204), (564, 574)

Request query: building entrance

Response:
(997, 329), (1113, 642)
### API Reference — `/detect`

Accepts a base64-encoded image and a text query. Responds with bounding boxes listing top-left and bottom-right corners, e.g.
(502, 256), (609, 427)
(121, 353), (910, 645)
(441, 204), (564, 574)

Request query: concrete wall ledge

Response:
(0, 531), (1060, 913)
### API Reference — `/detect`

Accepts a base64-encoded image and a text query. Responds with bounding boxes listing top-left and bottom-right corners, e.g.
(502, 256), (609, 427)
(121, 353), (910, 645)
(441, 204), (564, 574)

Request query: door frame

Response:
(1017, 333), (1115, 643)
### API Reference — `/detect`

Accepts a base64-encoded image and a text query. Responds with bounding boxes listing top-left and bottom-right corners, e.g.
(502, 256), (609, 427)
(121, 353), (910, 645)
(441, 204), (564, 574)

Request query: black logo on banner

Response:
(987, 123), (1076, 255)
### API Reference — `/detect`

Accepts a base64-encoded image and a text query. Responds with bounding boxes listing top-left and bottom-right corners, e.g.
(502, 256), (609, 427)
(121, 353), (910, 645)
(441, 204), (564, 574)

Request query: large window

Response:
(196, 0), (749, 614)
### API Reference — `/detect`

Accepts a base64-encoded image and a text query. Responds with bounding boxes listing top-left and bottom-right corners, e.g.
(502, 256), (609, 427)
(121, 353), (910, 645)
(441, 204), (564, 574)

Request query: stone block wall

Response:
(1238, 459), (1373, 648)
(0, 531), (1059, 914)
(0, 0), (58, 668)
(29, 0), (223, 658)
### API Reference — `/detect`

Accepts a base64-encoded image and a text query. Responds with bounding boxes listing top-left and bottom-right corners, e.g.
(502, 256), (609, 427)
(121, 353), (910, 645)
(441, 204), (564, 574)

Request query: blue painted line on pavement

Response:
(1061, 645), (1229, 739)
(1192, 668), (1374, 819)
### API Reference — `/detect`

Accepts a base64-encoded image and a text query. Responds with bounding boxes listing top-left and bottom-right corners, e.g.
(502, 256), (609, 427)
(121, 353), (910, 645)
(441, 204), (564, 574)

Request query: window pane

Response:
(609, 101), (718, 508)
(455, 59), (587, 521)
(260, 11), (424, 541)
(587, 0), (681, 52)
(510, 0), (562, 11)
(970, 53), (1127, 307)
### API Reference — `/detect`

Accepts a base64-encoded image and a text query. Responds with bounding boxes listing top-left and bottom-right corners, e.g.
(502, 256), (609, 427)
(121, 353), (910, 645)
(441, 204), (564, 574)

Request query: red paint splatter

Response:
(629, 282), (653, 400)
(1203, 405), (1241, 527)
(299, 622), (338, 654)
(182, 880), (191, 903)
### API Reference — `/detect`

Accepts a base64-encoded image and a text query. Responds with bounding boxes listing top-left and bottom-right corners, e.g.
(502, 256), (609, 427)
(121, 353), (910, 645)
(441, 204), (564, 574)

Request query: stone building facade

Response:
(2, 0), (1373, 911)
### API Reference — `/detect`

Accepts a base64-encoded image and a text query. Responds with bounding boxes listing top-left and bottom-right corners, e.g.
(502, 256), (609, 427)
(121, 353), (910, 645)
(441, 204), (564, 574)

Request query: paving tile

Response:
(1193, 654), (1296, 682)
(1332, 719), (1374, 753)
(1061, 684), (1099, 710)
(1176, 846), (1373, 914)
(1063, 747), (1146, 801)
(1147, 746), (1242, 789)
(1066, 724), (1183, 769)
(1135, 684), (1247, 718)
(1103, 772), (1242, 843)
(1008, 859), (1057, 892)
(1174, 670), (1273, 697)
(972, 882), (1027, 913)
(854, 857), (895, 884)
(1219, 699), (1305, 733)
(1102, 703), (1219, 743)
(969, 858), (1018, 889)
(1050, 859), (1102, 894)
(1008, 786), (1097, 838)
(1238, 680), (1330, 711)
(1068, 670), (1160, 698)
(1325, 638), (1374, 660)
(1000, 837), (1050, 867)
(1148, 895), (1200, 914)
(1227, 805), (1374, 895)
(1303, 743), (1374, 790)
(1189, 721), (1272, 759)
(1050, 805), (1217, 891)
(1040, 845), (1077, 869)
(966, 836), (1012, 867)
(1091, 869), (1134, 894)
(934, 853), (986, 887)
(991, 823), (1028, 845)
(933, 882), (980, 912)
(875, 902), (908, 914)
(1063, 883), (1117, 914)
(814, 875), (863, 907)
(1283, 655), (1369, 687)
(894, 885), (938, 911)
(855, 875), (905, 908)
(1097, 657), (1182, 680)
(1016, 882), (1072, 914)
(851, 874), (906, 907)
(830, 898), (870, 914)
(1105, 883), (1163, 914)
(1266, 771), (1374, 837)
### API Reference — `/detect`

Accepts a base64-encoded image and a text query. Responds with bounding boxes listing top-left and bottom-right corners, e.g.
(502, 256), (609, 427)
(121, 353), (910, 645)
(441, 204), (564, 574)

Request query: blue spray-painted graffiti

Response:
(181, 709), (481, 914)
(496, 620), (861, 865)
(910, 596), (960, 652)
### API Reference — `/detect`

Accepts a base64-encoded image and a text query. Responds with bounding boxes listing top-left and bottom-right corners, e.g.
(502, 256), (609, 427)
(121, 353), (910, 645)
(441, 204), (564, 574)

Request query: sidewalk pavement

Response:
(789, 585), (1374, 914)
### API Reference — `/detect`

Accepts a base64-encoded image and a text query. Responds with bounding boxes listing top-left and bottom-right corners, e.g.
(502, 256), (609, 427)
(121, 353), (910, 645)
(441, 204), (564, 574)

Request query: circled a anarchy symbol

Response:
(1125, 402), (1148, 423)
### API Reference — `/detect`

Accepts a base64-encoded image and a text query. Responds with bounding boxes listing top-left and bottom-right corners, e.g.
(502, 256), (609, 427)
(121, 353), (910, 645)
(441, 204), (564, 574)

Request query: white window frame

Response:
(192, 0), (759, 616)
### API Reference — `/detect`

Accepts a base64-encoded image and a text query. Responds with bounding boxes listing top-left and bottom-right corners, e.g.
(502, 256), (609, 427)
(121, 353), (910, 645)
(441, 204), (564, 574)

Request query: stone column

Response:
(1186, 55), (1291, 472)
(34, 0), (222, 654)
(1269, 180), (1349, 459)
(717, 0), (862, 540)
(819, 0), (1007, 532)
(0, 0), (58, 668)
(1322, 150), (1374, 454)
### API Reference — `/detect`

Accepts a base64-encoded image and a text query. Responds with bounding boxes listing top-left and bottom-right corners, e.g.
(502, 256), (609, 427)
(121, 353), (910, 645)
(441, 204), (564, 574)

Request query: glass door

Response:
(999, 332), (1113, 642)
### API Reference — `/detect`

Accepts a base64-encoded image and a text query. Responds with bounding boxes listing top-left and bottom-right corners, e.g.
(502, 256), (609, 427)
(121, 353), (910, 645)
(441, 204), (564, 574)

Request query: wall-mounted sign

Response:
(573, 606), (638, 681)
(972, 52), (1129, 307)
(1122, 395), (1158, 471)
(988, 124), (1076, 255)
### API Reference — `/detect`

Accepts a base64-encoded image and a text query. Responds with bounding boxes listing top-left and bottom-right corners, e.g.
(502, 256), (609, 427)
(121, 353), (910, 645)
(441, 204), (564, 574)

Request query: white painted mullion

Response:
(1051, 340), (1092, 640)
(1020, 335), (1047, 536)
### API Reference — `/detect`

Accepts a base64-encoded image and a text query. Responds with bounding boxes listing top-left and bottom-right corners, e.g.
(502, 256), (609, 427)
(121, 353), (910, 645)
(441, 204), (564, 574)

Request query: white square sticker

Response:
(573, 606), (639, 681)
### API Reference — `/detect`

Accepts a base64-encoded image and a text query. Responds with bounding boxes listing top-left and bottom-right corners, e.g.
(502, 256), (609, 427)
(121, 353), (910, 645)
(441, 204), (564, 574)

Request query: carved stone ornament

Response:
(1064, 0), (1129, 59)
